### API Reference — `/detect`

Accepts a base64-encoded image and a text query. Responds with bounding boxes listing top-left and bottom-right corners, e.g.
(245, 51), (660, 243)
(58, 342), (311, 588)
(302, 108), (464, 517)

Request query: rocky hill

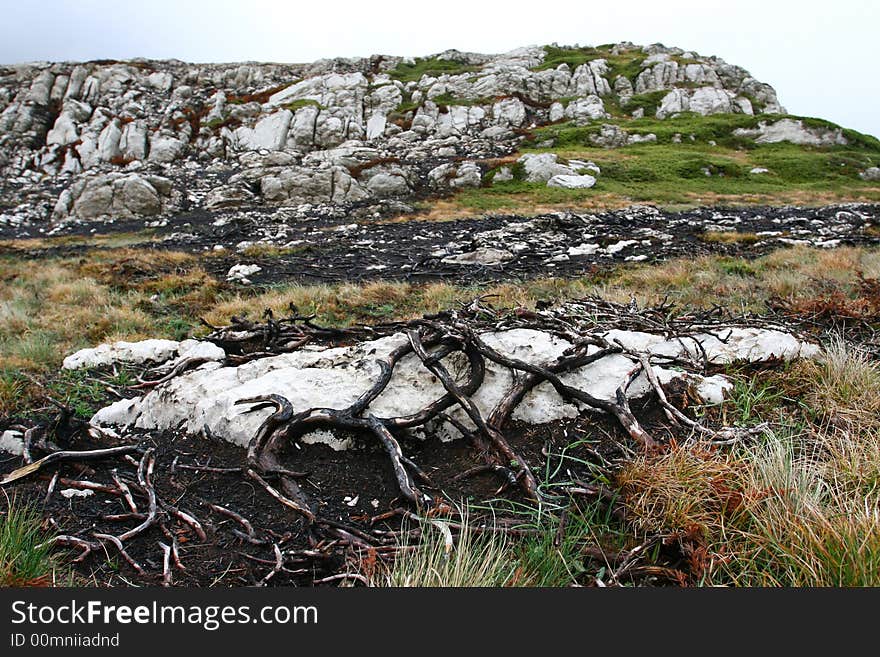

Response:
(3, 41), (877, 233)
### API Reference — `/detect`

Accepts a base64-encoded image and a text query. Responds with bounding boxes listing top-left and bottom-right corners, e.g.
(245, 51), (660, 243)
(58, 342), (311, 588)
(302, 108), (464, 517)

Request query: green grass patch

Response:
(624, 90), (669, 117)
(430, 93), (494, 108)
(1, 501), (66, 586)
(281, 98), (324, 112)
(534, 45), (647, 84)
(388, 57), (481, 84)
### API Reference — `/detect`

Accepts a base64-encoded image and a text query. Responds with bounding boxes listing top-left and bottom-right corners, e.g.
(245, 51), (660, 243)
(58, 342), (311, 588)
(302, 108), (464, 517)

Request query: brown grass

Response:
(700, 231), (762, 244)
(616, 444), (745, 535)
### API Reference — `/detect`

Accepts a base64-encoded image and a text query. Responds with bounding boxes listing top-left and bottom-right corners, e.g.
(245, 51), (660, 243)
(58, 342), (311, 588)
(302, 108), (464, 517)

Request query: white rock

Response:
(175, 339), (226, 363)
(442, 248), (513, 266)
(226, 263), (262, 283)
(96, 120), (123, 161)
(605, 239), (638, 254)
(493, 166), (514, 182)
(563, 95), (608, 125)
(90, 326), (820, 449)
(46, 112), (79, 146)
(63, 339), (182, 370)
(656, 87), (747, 119)
(0, 430), (24, 456)
(234, 110), (293, 151)
(733, 119), (847, 147)
(859, 167), (880, 181)
(449, 161), (482, 188)
(518, 153), (576, 183)
(119, 121), (149, 160)
(548, 102), (565, 122)
(491, 97), (526, 127)
(365, 112), (387, 140)
(676, 328), (821, 364)
(693, 375), (733, 404)
(567, 243), (600, 256)
(547, 174), (596, 189)
(366, 172), (410, 197)
(301, 430), (354, 451)
(148, 135), (186, 163)
(60, 488), (94, 499)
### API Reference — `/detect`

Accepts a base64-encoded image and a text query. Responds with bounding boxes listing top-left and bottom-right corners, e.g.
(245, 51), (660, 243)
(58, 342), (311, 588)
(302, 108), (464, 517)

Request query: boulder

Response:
(733, 119), (848, 147)
(233, 109), (293, 151)
(53, 173), (173, 220)
(365, 171), (411, 197)
(227, 264), (262, 283)
(64, 339), (182, 369)
(860, 167), (880, 181)
(491, 97), (527, 127)
(63, 338), (225, 371)
(0, 430), (24, 456)
(204, 184), (256, 209)
(449, 161), (482, 188)
(656, 87), (751, 119)
(547, 174), (596, 189)
(365, 112), (387, 140)
(148, 135), (186, 163)
(259, 165), (369, 205)
(119, 120), (149, 160)
(588, 123), (658, 149)
(442, 248), (514, 266)
(89, 326), (819, 448)
(563, 95), (608, 124)
(96, 120), (123, 161)
(518, 153), (577, 183)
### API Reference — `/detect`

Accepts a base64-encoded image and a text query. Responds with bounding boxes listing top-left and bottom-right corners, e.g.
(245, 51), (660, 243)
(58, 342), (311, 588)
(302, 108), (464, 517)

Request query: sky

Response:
(1, 0), (877, 137)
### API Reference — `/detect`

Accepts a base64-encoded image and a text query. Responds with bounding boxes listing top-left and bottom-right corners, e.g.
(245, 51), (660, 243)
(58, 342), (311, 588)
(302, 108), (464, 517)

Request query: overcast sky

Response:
(1, 0), (877, 137)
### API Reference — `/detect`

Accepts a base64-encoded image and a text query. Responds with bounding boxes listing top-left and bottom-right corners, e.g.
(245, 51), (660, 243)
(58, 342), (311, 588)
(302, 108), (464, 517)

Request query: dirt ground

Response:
(1, 396), (677, 586)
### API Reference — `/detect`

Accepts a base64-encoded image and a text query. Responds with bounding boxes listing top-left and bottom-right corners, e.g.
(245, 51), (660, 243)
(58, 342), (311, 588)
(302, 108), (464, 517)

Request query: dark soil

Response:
(0, 397), (670, 587)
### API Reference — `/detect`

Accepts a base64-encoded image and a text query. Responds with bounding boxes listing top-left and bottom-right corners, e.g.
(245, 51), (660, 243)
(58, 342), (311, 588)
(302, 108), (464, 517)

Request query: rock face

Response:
(0, 42), (788, 224)
(732, 119), (848, 147)
(52, 172), (175, 219)
(63, 338), (225, 370)
(656, 87), (753, 119)
(87, 326), (818, 448)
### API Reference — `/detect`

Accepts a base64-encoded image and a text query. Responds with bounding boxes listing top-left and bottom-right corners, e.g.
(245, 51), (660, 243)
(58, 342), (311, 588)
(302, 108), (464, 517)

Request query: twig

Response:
(159, 542), (172, 586)
(0, 444), (142, 485)
(313, 573), (369, 586)
(258, 544), (283, 586)
(118, 449), (157, 541)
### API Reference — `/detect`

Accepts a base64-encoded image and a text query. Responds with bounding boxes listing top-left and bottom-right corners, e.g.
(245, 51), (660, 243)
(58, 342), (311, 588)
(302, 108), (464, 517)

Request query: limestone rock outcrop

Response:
(0, 42), (791, 224)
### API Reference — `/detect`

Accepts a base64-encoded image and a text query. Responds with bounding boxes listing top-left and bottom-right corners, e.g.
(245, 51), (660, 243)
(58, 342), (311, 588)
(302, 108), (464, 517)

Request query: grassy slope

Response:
(457, 113), (880, 212)
(390, 45), (880, 214)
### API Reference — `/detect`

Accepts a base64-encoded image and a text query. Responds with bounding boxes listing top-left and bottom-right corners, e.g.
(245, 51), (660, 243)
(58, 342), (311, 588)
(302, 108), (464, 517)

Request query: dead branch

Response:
(258, 544), (283, 586)
(117, 449), (157, 541)
(159, 542), (172, 586)
(0, 444), (142, 485)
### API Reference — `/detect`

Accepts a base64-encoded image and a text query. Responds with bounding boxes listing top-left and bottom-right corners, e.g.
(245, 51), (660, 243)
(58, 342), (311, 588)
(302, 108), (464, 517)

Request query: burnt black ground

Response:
(3, 203), (878, 286)
(0, 399), (673, 587)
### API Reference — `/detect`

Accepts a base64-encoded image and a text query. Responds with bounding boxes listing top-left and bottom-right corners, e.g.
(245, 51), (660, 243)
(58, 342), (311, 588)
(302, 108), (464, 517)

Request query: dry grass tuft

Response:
(793, 338), (880, 428)
(370, 515), (518, 587)
(700, 231), (762, 244)
(616, 444), (745, 535)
